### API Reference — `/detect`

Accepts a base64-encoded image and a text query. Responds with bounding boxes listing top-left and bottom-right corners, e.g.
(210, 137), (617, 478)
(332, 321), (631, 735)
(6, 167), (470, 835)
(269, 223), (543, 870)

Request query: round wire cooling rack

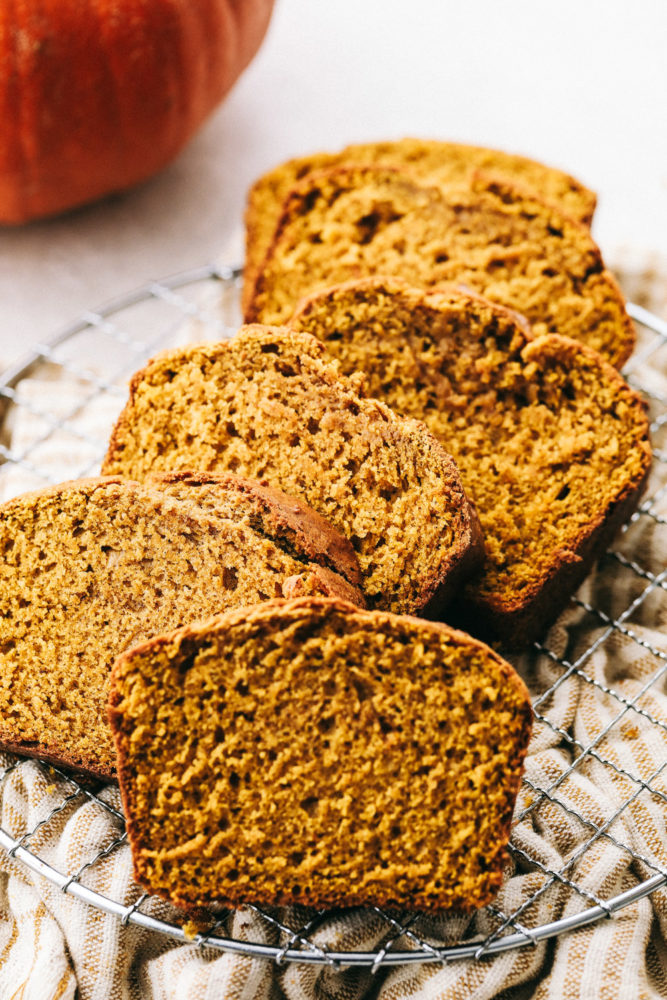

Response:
(0, 264), (666, 969)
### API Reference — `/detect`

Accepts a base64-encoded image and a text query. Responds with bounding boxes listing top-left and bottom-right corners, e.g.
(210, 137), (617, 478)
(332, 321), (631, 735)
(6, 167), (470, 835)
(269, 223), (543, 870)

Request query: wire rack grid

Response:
(0, 264), (666, 969)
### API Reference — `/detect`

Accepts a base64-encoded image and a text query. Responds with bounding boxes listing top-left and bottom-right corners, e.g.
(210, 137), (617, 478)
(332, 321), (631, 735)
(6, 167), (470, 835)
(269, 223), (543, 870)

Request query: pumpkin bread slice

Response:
(109, 596), (533, 913)
(290, 278), (652, 645)
(243, 138), (596, 302)
(103, 326), (483, 616)
(147, 470), (362, 591)
(0, 477), (363, 779)
(244, 165), (633, 368)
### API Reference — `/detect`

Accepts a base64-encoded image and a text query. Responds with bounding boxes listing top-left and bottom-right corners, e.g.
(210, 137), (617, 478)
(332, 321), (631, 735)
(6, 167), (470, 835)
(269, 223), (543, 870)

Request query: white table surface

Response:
(0, 0), (665, 369)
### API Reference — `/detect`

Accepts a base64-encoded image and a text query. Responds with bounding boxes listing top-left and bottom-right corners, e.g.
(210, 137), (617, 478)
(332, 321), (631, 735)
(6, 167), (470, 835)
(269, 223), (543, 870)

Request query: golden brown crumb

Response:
(0, 477), (363, 778)
(146, 470), (363, 589)
(103, 326), (483, 616)
(243, 138), (596, 305)
(244, 166), (633, 368)
(109, 597), (533, 912)
(290, 278), (652, 644)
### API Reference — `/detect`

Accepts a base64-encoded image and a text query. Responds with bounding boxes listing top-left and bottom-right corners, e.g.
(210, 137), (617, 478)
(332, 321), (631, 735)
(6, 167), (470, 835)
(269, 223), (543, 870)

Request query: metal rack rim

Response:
(0, 826), (664, 966)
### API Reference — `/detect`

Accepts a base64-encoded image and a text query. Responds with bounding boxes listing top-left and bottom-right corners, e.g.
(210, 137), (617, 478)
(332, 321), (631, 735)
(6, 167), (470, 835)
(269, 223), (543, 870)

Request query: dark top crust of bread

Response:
(146, 469), (363, 588)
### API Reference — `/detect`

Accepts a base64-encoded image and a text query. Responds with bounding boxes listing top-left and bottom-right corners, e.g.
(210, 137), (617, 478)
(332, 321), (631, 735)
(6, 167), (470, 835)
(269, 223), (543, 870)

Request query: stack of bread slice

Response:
(243, 137), (598, 304)
(0, 475), (364, 779)
(243, 164), (633, 367)
(289, 277), (651, 644)
(0, 139), (652, 917)
(102, 325), (483, 616)
(238, 139), (651, 643)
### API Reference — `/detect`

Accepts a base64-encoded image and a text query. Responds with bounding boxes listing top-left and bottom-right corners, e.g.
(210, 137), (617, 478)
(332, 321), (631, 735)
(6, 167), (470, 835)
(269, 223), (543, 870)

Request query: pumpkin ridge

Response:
(92, 0), (127, 186)
(0, 0), (275, 222)
(8, 0), (36, 221)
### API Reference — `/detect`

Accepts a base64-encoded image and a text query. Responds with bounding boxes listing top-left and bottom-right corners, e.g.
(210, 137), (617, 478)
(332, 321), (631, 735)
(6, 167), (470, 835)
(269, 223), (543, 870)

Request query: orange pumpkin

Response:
(0, 0), (274, 223)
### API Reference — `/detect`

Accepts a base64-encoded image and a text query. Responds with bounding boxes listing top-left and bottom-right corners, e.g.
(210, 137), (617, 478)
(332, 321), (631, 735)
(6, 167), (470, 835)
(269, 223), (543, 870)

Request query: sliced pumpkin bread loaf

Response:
(103, 326), (483, 616)
(244, 165), (633, 368)
(0, 477), (363, 779)
(244, 138), (596, 301)
(109, 596), (533, 913)
(290, 278), (652, 645)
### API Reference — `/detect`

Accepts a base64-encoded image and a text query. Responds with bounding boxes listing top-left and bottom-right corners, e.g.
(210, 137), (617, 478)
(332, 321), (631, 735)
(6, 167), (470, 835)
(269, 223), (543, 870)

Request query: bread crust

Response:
(146, 469), (362, 588)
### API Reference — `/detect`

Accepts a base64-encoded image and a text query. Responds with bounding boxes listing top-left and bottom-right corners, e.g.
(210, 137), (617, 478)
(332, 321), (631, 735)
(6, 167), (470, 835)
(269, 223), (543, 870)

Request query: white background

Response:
(0, 0), (665, 367)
